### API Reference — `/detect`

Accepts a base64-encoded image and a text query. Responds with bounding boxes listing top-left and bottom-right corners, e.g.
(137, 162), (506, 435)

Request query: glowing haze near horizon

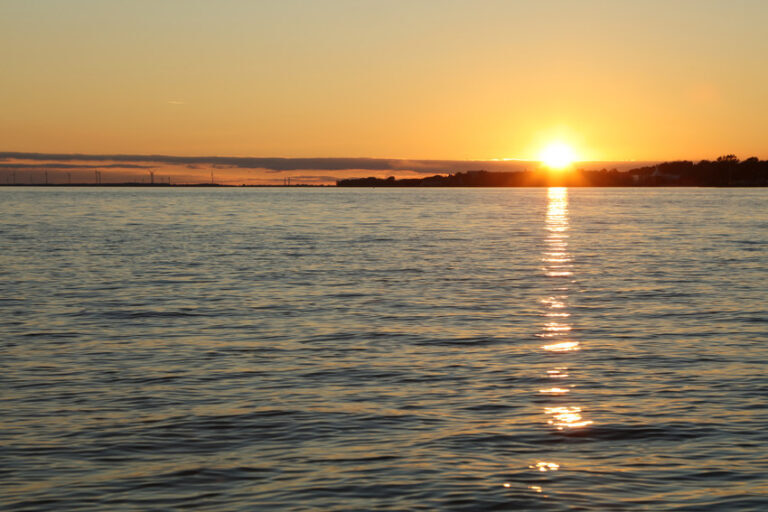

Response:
(2, 0), (767, 168)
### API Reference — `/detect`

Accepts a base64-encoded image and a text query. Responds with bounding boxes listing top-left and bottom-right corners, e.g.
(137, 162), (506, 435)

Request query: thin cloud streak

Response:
(0, 163), (151, 170)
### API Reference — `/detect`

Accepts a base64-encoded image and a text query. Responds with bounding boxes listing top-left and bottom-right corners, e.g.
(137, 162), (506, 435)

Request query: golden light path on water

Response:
(526, 187), (593, 495)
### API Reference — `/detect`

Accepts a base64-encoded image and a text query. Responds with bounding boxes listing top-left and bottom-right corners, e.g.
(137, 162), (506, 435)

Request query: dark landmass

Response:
(337, 155), (768, 187)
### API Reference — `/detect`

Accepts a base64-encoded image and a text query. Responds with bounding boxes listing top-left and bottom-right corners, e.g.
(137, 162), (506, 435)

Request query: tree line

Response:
(337, 155), (768, 187)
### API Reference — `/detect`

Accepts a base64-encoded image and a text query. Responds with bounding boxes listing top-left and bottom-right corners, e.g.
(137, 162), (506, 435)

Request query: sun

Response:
(539, 142), (577, 170)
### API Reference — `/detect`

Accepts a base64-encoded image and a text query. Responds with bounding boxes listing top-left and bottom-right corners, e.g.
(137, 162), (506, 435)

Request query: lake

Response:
(2, 187), (767, 510)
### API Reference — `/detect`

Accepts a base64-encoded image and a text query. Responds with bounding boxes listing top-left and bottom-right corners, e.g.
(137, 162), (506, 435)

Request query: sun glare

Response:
(539, 142), (577, 170)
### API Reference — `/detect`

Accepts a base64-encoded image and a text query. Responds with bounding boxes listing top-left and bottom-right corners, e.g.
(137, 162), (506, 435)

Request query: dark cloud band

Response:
(0, 152), (652, 174)
(0, 152), (533, 173)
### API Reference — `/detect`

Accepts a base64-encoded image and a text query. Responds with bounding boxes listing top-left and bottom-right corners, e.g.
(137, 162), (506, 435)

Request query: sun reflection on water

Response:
(539, 188), (590, 424)
(547, 368), (569, 378)
(544, 406), (595, 430)
(543, 323), (571, 332)
(542, 341), (580, 352)
(530, 462), (560, 472)
(541, 296), (567, 308)
(526, 188), (593, 494)
(539, 387), (570, 394)
(543, 189), (591, 421)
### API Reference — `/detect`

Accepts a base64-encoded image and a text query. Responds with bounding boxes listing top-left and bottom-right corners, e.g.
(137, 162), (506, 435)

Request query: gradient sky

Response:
(2, 0), (767, 162)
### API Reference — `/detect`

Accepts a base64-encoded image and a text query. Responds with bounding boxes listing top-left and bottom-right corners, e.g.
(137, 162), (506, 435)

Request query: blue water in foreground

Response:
(2, 187), (767, 511)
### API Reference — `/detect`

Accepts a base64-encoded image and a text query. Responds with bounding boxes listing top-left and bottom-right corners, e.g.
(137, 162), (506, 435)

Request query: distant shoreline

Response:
(2, 155), (767, 188)
(2, 183), (766, 188)
(3, 155), (766, 187)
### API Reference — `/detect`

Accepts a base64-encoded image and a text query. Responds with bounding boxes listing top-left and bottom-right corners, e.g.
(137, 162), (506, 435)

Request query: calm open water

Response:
(1, 187), (767, 511)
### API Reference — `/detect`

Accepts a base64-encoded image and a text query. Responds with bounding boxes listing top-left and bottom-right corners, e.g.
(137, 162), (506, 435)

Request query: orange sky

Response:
(1, 0), (767, 164)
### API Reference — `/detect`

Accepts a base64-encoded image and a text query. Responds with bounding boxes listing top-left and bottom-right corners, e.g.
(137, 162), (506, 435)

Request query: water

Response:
(1, 187), (767, 511)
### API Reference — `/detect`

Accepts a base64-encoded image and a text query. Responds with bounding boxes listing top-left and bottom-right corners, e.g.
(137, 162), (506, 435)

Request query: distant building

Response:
(651, 166), (681, 184)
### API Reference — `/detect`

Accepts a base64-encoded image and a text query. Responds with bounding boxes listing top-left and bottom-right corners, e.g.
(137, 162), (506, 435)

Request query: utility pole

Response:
(149, 170), (155, 185)
(67, 172), (71, 184)
(211, 170), (214, 184)
(45, 170), (48, 185)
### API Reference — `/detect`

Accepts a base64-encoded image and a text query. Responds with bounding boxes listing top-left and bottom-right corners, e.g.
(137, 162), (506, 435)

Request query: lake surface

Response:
(2, 187), (767, 511)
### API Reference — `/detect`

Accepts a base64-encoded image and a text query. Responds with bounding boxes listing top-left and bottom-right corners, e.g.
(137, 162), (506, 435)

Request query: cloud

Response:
(0, 152), (653, 174)
(0, 152), (533, 173)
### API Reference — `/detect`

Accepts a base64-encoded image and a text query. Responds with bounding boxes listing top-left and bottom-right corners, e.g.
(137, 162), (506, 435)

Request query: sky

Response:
(1, 0), (767, 183)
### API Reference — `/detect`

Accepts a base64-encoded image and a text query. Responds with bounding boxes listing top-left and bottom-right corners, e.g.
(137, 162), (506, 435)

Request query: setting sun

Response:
(539, 143), (577, 170)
